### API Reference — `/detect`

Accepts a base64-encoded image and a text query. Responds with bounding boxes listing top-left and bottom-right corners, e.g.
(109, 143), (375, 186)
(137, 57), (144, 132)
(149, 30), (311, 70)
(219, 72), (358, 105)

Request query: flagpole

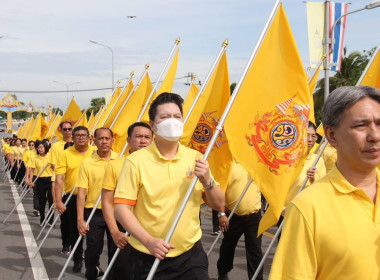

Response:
(356, 44), (380, 86)
(183, 39), (229, 125)
(89, 106), (106, 135)
(48, 114), (62, 142)
(308, 55), (326, 84)
(206, 178), (253, 256)
(100, 71), (135, 128)
(44, 113), (59, 140)
(250, 138), (328, 280)
(146, 1), (282, 279)
(27, 113), (40, 142)
(73, 109), (86, 129)
(109, 64), (150, 130)
(323, 0), (330, 102)
(118, 38), (181, 157)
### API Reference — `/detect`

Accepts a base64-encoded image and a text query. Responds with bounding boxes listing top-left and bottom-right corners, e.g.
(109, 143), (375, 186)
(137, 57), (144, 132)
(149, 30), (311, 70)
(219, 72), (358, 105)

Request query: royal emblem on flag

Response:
(245, 97), (310, 174)
(189, 111), (227, 154)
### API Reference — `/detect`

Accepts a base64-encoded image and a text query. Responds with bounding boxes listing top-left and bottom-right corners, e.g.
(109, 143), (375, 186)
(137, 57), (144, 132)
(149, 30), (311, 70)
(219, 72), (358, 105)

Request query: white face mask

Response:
(155, 118), (184, 141)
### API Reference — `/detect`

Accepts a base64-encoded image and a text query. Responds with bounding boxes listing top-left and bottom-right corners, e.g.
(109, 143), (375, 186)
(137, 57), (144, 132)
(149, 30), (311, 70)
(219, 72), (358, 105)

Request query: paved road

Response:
(0, 149), (277, 279)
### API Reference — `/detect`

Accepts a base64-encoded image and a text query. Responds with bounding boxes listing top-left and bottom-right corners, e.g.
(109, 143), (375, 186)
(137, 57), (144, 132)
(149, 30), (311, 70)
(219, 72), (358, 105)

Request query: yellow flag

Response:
(46, 114), (62, 139)
(75, 110), (88, 128)
(96, 86), (121, 128)
(141, 49), (179, 123)
(224, 3), (311, 235)
(41, 116), (49, 139)
(61, 99), (82, 125)
(111, 73), (153, 152)
(360, 45), (380, 89)
(307, 64), (322, 125)
(23, 117), (34, 139)
(104, 80), (134, 128)
(29, 114), (43, 141)
(46, 114), (56, 129)
(87, 111), (94, 127)
(181, 51), (229, 145)
(183, 82), (200, 118)
(17, 125), (24, 137)
(186, 51), (233, 191)
(19, 120), (29, 138)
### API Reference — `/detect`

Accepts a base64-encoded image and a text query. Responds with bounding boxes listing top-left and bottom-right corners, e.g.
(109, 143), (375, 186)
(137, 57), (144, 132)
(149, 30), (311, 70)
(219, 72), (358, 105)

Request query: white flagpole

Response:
(146, 1), (282, 279)
(183, 39), (228, 125)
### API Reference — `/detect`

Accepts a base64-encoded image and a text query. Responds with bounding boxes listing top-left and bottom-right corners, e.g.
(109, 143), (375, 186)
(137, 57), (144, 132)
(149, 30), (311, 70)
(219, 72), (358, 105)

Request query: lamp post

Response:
(89, 40), (114, 90)
(324, 0), (380, 101)
(53, 80), (81, 106)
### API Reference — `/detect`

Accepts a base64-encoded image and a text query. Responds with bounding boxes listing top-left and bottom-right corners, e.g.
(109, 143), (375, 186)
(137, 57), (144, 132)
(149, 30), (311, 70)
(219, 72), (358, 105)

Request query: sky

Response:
(0, 0), (379, 111)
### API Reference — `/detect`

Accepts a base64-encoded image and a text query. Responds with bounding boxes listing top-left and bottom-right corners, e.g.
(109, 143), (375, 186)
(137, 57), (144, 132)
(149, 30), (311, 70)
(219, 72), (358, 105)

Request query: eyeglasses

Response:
(62, 128), (72, 132)
(29, 144), (34, 147)
(307, 134), (318, 140)
(74, 134), (88, 139)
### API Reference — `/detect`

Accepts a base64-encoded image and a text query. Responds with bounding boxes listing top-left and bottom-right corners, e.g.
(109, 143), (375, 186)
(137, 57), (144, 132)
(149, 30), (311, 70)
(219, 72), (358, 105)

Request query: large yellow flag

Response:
(111, 73), (153, 141)
(61, 99), (82, 125)
(88, 107), (104, 133)
(224, 3), (311, 235)
(360, 45), (380, 89)
(46, 114), (62, 140)
(181, 51), (228, 145)
(29, 113), (47, 141)
(186, 51), (233, 191)
(183, 82), (200, 118)
(75, 110), (88, 128)
(41, 116), (49, 139)
(19, 120), (30, 138)
(308, 64), (322, 125)
(87, 111), (94, 127)
(22, 117), (34, 139)
(104, 80), (134, 128)
(17, 125), (24, 137)
(141, 49), (179, 123)
(96, 86), (121, 128)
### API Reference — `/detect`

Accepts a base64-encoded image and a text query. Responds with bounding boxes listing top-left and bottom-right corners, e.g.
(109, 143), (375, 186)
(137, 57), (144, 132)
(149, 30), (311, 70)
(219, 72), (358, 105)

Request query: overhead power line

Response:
(0, 88), (112, 94)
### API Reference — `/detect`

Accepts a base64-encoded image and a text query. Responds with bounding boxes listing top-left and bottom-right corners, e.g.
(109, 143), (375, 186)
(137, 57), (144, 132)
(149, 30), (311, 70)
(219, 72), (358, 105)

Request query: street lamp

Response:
(89, 40), (114, 90)
(324, 0), (380, 101)
(53, 80), (81, 106)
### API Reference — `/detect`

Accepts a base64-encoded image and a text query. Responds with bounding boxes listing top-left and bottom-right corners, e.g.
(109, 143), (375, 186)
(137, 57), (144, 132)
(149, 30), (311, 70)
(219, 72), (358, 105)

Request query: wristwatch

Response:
(203, 179), (215, 191)
(217, 212), (226, 218)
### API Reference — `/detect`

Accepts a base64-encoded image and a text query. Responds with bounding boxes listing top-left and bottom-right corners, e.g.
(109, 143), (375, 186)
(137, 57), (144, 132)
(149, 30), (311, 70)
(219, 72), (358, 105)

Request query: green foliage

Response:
(88, 97), (105, 115)
(313, 46), (375, 124)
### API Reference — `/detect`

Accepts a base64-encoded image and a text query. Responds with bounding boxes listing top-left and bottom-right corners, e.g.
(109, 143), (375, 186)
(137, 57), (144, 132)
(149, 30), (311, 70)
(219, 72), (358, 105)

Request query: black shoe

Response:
(61, 246), (70, 255)
(72, 261), (82, 273)
(97, 266), (104, 277)
(218, 272), (229, 280)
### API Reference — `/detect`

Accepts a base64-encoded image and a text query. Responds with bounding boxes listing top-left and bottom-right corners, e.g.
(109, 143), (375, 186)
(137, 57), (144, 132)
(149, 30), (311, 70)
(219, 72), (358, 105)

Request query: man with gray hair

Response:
(269, 86), (380, 279)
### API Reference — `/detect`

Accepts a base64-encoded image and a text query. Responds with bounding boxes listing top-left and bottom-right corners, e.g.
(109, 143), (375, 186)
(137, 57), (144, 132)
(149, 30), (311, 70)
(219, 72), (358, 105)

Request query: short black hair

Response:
(21, 138), (27, 143)
(35, 140), (51, 154)
(72, 126), (89, 137)
(94, 127), (113, 138)
(308, 122), (317, 131)
(148, 92), (184, 122)
(127, 122), (152, 138)
(60, 121), (73, 129)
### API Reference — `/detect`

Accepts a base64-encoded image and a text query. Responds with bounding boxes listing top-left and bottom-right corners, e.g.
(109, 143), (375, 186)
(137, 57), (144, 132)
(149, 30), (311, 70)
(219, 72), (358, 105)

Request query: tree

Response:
(88, 97), (105, 115)
(313, 47), (373, 124)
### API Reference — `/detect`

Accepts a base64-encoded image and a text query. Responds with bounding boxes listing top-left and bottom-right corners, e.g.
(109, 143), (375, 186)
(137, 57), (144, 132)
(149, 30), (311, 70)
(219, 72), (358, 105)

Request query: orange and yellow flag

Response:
(29, 113), (48, 141)
(224, 3), (312, 234)
(61, 99), (82, 125)
(22, 117), (34, 139)
(141, 49), (179, 123)
(46, 114), (62, 140)
(96, 86), (121, 128)
(181, 51), (229, 145)
(75, 110), (88, 128)
(185, 51), (233, 191)
(359, 45), (380, 89)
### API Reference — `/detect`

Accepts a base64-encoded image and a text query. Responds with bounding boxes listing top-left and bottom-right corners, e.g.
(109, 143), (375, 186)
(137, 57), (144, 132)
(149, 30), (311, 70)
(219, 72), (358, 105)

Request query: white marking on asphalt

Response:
(10, 182), (49, 280)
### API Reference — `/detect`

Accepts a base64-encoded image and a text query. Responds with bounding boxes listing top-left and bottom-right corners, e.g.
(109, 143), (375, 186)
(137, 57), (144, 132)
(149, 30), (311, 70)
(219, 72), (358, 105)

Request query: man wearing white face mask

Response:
(114, 92), (225, 280)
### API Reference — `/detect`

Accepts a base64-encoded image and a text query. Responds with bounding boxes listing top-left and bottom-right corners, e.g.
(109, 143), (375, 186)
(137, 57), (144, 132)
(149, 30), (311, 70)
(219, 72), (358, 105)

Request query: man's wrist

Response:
(203, 179), (214, 191)
(217, 212), (226, 218)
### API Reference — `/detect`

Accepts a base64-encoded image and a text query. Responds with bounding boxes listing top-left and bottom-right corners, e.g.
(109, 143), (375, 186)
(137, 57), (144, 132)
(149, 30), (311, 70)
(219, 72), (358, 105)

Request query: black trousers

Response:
(84, 209), (113, 280)
(217, 211), (263, 280)
(127, 240), (209, 280)
(15, 161), (25, 184)
(36, 176), (53, 224)
(62, 193), (83, 262)
(108, 222), (131, 280)
(212, 209), (220, 232)
(32, 176), (40, 211)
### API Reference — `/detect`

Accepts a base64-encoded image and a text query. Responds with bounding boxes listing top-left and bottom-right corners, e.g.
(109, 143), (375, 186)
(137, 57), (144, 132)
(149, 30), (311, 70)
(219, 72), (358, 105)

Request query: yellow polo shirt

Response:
(11, 146), (24, 158)
(55, 145), (97, 194)
(48, 140), (67, 165)
(6, 146), (13, 154)
(225, 161), (261, 215)
(284, 153), (326, 207)
(269, 165), (380, 280)
(76, 151), (118, 209)
(24, 150), (36, 167)
(29, 155), (53, 177)
(102, 156), (126, 191)
(323, 143), (337, 173)
(3, 143), (9, 153)
(114, 141), (215, 257)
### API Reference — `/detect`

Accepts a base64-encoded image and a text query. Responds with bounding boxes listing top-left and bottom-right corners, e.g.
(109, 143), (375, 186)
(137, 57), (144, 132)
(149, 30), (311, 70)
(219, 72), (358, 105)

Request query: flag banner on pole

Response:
(224, 3), (312, 235)
(359, 45), (380, 90)
(23, 117), (34, 139)
(104, 80), (134, 128)
(306, 2), (325, 68)
(111, 73), (153, 152)
(186, 51), (233, 191)
(88, 107), (104, 133)
(141, 48), (179, 123)
(329, 2), (348, 71)
(87, 111), (94, 127)
(61, 98), (82, 125)
(46, 114), (62, 139)
(41, 116), (49, 139)
(183, 82), (200, 118)
(75, 110), (88, 128)
(96, 86), (121, 128)
(181, 51), (229, 145)
(16, 125), (23, 137)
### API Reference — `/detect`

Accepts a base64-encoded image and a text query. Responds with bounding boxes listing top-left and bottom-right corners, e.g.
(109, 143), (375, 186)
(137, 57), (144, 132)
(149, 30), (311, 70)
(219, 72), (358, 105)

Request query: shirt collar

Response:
(92, 150), (119, 161)
(149, 140), (184, 161)
(328, 164), (380, 194)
